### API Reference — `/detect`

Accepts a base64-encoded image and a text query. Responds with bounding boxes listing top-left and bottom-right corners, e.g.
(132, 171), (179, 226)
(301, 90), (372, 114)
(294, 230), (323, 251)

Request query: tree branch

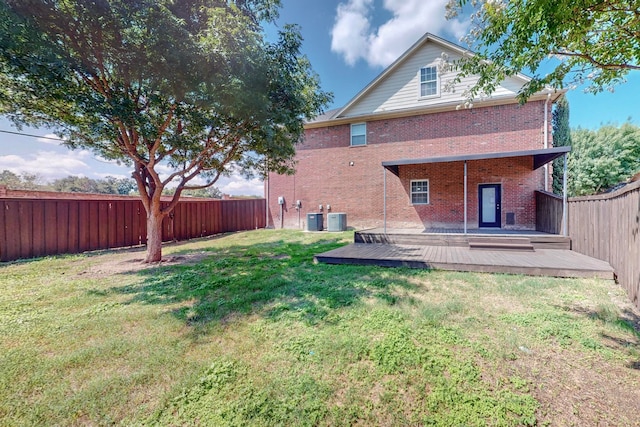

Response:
(550, 50), (640, 71)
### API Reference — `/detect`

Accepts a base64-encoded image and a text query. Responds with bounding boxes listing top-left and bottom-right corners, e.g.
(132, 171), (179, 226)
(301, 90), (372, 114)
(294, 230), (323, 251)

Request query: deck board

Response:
(315, 243), (614, 279)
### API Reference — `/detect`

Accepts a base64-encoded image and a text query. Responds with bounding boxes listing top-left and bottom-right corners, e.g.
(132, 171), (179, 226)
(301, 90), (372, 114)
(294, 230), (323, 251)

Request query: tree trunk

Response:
(145, 208), (164, 263)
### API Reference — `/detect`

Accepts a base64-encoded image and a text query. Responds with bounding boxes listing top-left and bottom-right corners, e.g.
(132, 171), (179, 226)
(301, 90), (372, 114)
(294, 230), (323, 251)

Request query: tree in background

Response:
(51, 176), (98, 193)
(0, 0), (330, 262)
(52, 175), (137, 195)
(446, 0), (640, 102)
(0, 170), (137, 194)
(96, 176), (137, 195)
(163, 185), (222, 198)
(0, 170), (43, 190)
(551, 95), (571, 194)
(568, 123), (640, 196)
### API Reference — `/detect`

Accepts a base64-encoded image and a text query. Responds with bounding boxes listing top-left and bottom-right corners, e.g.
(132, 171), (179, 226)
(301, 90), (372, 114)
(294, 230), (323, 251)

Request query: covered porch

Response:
(381, 146), (571, 235)
(314, 146), (614, 279)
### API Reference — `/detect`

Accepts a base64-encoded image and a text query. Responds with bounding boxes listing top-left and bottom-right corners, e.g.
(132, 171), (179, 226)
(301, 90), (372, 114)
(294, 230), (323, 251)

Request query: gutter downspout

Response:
(544, 92), (551, 191)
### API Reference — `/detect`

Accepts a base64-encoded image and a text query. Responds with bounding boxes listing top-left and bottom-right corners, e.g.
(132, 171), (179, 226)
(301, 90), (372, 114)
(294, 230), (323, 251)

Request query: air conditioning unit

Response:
(327, 213), (347, 232)
(306, 213), (323, 231)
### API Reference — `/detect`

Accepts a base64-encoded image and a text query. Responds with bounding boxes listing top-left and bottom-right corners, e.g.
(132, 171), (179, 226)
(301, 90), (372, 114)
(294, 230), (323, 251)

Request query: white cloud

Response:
(330, 0), (374, 66)
(159, 164), (263, 197)
(0, 150), (92, 181)
(331, 0), (468, 68)
(93, 172), (131, 180)
(219, 176), (263, 197)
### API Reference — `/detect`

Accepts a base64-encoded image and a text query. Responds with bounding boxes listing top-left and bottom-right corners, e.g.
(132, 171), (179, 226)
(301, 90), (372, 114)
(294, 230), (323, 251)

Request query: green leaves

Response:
(0, 0), (331, 260)
(552, 95), (571, 194)
(568, 122), (640, 195)
(448, 0), (640, 102)
(0, 0), (331, 187)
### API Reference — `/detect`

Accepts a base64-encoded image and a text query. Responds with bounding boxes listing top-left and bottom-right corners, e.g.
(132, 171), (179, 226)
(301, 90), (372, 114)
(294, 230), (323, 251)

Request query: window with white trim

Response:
(411, 180), (430, 204)
(350, 123), (366, 146)
(419, 66), (439, 98)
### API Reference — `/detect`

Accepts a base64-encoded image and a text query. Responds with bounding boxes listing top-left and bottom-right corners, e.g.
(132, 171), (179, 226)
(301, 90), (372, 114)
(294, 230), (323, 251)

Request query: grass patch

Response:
(1, 229), (639, 426)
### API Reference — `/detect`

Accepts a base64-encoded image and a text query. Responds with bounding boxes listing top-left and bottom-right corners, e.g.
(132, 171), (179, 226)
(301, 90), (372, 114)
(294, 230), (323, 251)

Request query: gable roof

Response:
(307, 33), (563, 127)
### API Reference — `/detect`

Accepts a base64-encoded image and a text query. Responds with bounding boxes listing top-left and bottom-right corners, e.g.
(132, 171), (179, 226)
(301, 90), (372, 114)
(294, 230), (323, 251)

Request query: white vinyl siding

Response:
(350, 123), (366, 146)
(411, 180), (429, 204)
(341, 43), (526, 117)
(420, 66), (439, 97)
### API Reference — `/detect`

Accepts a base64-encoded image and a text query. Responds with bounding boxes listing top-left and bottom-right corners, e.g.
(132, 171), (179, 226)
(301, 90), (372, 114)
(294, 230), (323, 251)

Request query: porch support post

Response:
(265, 159), (270, 229)
(464, 160), (468, 234)
(562, 152), (568, 236)
(383, 167), (387, 234)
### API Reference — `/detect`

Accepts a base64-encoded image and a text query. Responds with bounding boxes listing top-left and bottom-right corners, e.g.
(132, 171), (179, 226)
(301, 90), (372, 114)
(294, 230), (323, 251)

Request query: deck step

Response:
(468, 237), (534, 251)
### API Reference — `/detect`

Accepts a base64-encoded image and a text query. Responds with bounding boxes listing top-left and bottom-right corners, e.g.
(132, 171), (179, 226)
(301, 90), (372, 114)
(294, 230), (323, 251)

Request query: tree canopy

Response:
(568, 122), (640, 196)
(52, 175), (137, 195)
(551, 95), (571, 194)
(0, 0), (331, 261)
(164, 185), (222, 198)
(446, 0), (640, 101)
(0, 170), (42, 190)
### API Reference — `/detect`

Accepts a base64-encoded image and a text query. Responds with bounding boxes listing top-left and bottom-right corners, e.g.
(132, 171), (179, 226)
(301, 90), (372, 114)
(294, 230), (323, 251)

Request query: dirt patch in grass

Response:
(76, 247), (212, 277)
(509, 348), (640, 426)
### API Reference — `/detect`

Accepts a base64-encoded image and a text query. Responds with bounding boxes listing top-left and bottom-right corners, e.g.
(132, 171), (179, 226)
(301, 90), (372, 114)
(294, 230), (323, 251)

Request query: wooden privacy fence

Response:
(535, 190), (563, 235)
(0, 194), (265, 262)
(567, 180), (640, 309)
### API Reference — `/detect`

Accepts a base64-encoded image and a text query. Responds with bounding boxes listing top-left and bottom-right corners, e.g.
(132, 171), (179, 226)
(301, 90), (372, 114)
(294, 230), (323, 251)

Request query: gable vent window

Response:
(411, 180), (430, 204)
(351, 123), (366, 146)
(420, 66), (439, 97)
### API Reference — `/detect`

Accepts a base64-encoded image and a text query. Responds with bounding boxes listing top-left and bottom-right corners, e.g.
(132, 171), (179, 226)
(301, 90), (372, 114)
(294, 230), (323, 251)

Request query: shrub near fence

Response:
(0, 189), (265, 262)
(568, 180), (640, 308)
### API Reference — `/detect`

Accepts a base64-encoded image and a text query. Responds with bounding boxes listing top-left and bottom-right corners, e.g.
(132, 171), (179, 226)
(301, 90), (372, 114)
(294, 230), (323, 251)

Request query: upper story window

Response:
(411, 179), (430, 204)
(420, 66), (439, 98)
(351, 123), (366, 146)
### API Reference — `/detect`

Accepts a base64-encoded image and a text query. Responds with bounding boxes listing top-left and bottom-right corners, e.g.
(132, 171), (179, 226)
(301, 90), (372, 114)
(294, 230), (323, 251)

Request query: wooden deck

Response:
(315, 243), (614, 279)
(355, 228), (571, 249)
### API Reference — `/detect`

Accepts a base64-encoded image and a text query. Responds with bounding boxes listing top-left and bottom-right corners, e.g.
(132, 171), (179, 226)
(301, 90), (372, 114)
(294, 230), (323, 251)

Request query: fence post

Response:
(562, 152), (568, 236)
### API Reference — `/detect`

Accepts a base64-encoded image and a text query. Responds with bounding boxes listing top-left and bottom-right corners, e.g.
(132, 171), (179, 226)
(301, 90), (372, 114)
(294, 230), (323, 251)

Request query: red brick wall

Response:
(268, 101), (549, 230)
(389, 157), (541, 229)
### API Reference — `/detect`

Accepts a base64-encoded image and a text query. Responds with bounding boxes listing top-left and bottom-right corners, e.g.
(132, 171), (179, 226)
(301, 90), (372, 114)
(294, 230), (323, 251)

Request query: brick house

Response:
(266, 33), (568, 231)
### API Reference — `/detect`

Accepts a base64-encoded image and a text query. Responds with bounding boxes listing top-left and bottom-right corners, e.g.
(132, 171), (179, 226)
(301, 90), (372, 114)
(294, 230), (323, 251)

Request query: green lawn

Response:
(1, 230), (639, 426)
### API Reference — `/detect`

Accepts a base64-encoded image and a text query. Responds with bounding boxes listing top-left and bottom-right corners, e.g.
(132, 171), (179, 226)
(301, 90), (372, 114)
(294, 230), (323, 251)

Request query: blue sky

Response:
(1, 0), (638, 195)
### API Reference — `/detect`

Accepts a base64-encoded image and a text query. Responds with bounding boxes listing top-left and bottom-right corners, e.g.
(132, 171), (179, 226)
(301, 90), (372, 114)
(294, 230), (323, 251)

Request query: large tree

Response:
(0, 0), (331, 262)
(446, 0), (640, 102)
(551, 95), (571, 194)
